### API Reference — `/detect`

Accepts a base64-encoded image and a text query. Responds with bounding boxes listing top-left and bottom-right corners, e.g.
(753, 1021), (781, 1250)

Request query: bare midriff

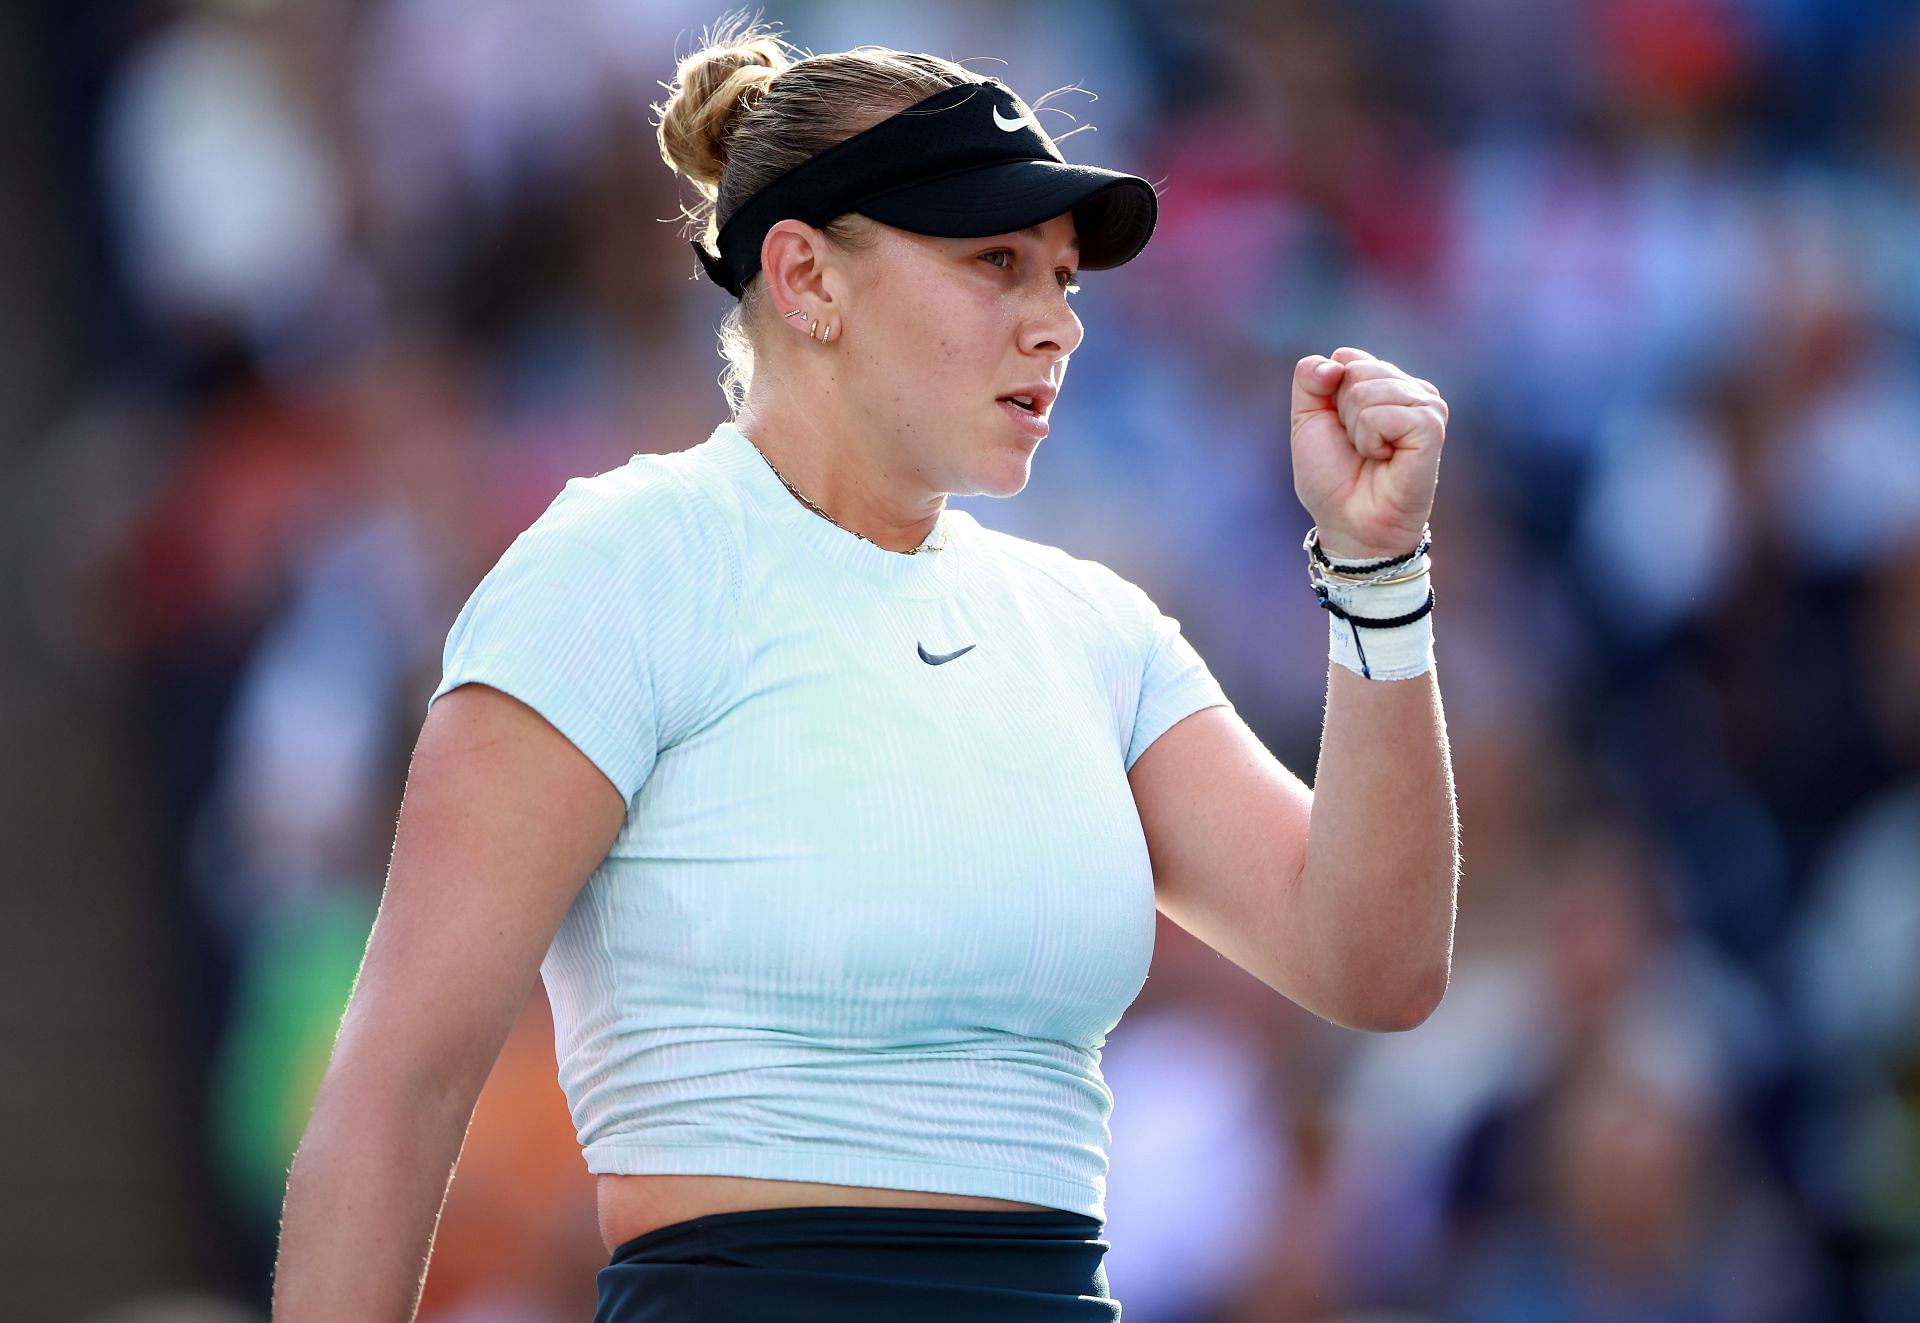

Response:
(597, 1172), (1057, 1255)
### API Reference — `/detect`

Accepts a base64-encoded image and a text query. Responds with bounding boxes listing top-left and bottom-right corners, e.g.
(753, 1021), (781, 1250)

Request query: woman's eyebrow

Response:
(1014, 224), (1082, 252)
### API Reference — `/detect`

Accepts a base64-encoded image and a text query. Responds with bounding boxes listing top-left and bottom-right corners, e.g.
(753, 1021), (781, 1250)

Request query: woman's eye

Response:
(982, 250), (1079, 292)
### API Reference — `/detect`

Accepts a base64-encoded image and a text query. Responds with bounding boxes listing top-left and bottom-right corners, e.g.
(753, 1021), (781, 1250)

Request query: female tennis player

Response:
(271, 19), (1458, 1323)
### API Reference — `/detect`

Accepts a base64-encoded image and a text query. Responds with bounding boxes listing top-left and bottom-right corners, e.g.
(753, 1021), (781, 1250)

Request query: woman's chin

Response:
(971, 449), (1036, 498)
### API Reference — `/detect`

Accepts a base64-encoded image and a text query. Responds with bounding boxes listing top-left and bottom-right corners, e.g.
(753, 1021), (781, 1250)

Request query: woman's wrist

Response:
(1317, 536), (1416, 562)
(1304, 526), (1436, 681)
(1308, 523), (1429, 565)
(1305, 524), (1433, 577)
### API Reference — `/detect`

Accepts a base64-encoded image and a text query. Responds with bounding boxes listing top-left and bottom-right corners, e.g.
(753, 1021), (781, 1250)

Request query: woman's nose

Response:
(1023, 293), (1084, 359)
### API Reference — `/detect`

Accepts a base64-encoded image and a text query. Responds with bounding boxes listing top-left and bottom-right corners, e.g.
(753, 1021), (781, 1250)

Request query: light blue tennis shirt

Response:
(428, 419), (1234, 1222)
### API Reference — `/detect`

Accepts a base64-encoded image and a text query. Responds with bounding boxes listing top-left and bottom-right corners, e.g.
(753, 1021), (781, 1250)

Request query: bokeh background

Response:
(4, 0), (1919, 1320)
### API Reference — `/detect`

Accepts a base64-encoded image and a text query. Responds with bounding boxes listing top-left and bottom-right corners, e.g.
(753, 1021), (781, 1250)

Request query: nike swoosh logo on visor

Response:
(992, 107), (1031, 133)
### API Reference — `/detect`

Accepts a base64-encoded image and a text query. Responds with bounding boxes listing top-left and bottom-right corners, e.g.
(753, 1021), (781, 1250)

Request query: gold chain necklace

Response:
(753, 445), (951, 555)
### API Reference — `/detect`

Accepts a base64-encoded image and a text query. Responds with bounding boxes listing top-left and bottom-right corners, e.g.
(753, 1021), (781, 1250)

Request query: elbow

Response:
(1385, 976), (1448, 1032)
(1398, 961), (1452, 1031)
(1347, 962), (1450, 1034)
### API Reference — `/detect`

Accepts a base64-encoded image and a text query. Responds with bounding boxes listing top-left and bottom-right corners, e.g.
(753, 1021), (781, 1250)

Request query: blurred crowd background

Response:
(4, 0), (1919, 1320)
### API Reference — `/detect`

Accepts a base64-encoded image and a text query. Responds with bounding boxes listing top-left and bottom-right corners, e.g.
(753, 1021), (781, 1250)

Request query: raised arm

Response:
(1128, 347), (1457, 1032)
(271, 682), (627, 1322)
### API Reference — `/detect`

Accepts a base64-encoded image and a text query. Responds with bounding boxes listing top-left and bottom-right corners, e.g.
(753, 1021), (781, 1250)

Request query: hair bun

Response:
(656, 31), (796, 195)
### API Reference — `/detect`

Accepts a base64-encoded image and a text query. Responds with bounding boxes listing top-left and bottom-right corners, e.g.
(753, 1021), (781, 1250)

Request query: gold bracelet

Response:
(1311, 558), (1432, 587)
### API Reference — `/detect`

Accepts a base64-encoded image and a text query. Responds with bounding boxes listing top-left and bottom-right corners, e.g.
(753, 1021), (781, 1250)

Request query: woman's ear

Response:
(761, 219), (835, 320)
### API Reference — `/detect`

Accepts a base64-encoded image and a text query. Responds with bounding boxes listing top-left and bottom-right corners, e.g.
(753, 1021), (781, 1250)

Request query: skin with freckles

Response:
(734, 210), (1086, 552)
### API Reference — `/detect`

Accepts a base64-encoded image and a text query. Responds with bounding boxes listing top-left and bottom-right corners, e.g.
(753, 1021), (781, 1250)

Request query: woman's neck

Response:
(734, 394), (946, 554)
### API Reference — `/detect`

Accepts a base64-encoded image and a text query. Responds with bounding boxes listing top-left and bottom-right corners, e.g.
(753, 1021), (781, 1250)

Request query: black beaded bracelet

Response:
(1313, 582), (1436, 680)
(1305, 524), (1433, 575)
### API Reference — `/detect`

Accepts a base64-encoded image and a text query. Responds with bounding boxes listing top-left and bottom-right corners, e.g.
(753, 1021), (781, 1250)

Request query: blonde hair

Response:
(652, 12), (998, 413)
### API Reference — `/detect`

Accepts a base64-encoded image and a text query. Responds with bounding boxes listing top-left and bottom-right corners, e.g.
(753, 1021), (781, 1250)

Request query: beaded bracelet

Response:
(1304, 524), (1433, 578)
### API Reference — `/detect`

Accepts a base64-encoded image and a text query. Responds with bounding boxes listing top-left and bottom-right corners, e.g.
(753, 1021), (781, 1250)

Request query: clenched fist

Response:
(1290, 347), (1447, 561)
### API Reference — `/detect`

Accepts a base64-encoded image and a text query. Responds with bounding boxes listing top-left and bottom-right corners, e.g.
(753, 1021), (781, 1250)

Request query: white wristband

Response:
(1315, 553), (1435, 681)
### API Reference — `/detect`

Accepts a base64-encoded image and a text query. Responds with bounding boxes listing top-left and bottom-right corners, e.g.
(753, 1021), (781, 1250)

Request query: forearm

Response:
(1297, 662), (1459, 1030)
(272, 1064), (473, 1323)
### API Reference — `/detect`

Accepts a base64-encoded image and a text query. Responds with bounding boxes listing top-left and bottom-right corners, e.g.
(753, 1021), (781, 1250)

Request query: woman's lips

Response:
(997, 397), (1049, 439)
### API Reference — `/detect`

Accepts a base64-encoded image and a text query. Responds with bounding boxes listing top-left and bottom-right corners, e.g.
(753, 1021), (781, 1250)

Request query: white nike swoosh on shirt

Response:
(993, 107), (1031, 133)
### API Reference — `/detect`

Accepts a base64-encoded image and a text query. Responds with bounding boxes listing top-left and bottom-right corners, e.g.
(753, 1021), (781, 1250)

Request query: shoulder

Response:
(964, 517), (1157, 627)
(514, 450), (741, 605)
(529, 451), (712, 546)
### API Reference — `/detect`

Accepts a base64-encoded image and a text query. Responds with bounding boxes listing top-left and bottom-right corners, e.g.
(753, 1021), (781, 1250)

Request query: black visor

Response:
(694, 79), (1158, 299)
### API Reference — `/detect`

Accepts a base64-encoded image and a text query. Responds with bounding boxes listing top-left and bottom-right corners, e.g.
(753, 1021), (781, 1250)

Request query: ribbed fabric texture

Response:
(428, 420), (1234, 1222)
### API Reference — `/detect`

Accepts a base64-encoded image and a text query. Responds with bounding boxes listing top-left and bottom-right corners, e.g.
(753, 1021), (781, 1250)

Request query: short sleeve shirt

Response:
(429, 420), (1234, 1221)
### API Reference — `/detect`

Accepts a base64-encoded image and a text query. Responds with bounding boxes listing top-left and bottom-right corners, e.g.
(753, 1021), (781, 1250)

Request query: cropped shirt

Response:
(427, 419), (1234, 1221)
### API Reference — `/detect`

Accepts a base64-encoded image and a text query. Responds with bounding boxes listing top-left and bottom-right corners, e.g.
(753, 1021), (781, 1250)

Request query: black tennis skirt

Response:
(593, 1203), (1121, 1321)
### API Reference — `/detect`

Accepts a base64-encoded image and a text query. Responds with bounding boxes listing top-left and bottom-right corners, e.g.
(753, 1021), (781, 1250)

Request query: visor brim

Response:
(854, 160), (1158, 271)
